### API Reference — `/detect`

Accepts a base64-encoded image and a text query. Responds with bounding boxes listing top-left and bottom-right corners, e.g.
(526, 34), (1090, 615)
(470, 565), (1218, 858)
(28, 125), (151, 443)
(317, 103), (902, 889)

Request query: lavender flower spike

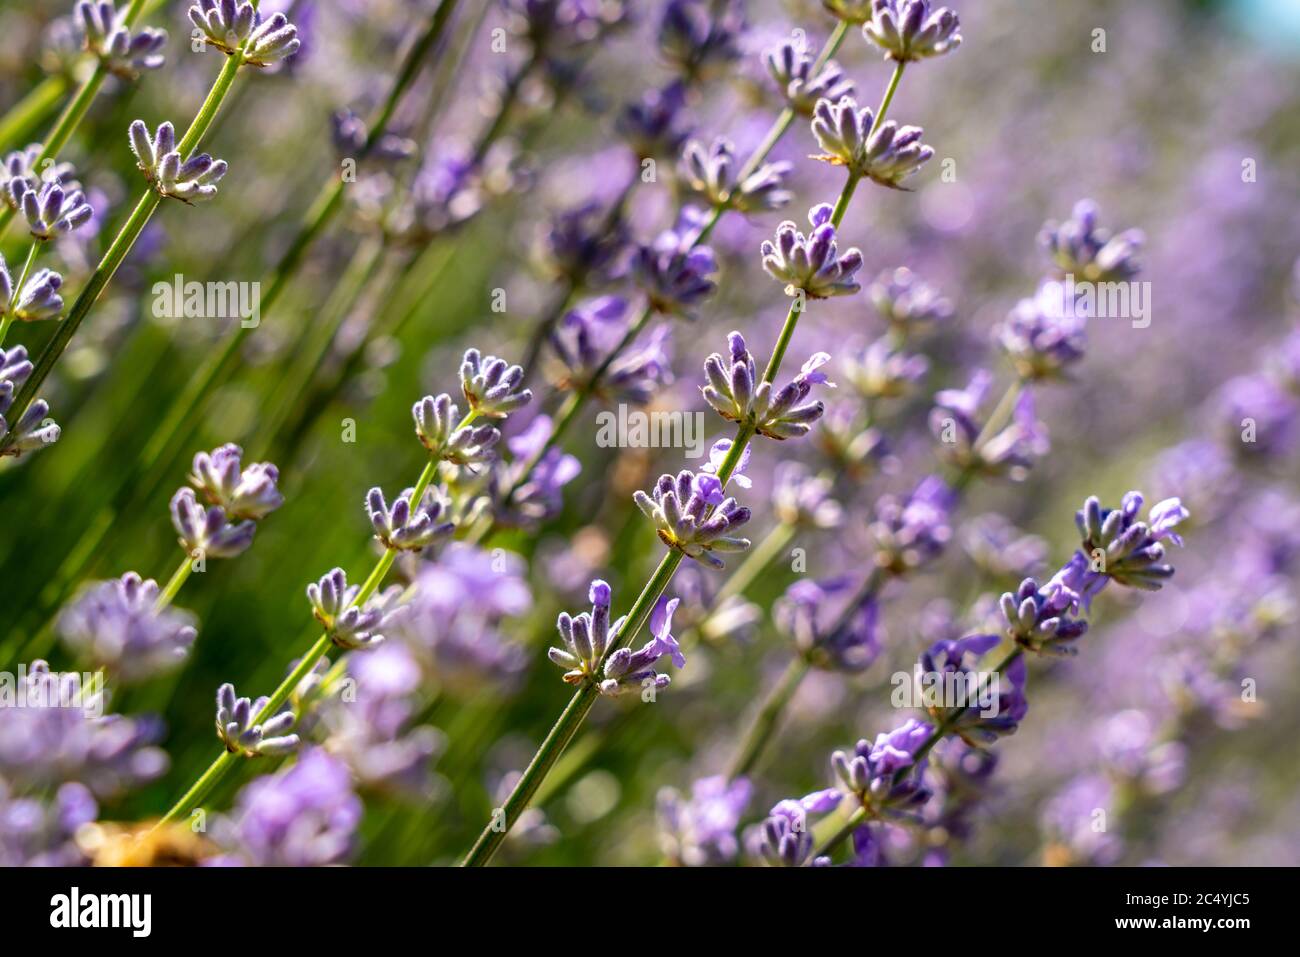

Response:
(862, 1), (963, 63)
(10, 180), (93, 241)
(869, 266), (953, 336)
(634, 470), (752, 569)
(307, 568), (401, 651)
(1, 255), (64, 322)
(701, 331), (835, 440)
(600, 595), (685, 697)
(76, 1), (168, 77)
(997, 283), (1087, 382)
(999, 573), (1090, 657)
(549, 580), (619, 685)
(57, 572), (198, 683)
(760, 204), (864, 299)
(129, 120), (228, 204)
(1075, 491), (1189, 590)
(831, 718), (934, 815)
(811, 97), (934, 189)
(763, 35), (854, 116)
(2, 146), (78, 213)
(1039, 200), (1145, 283)
(188, 1), (301, 65)
(678, 138), (792, 214)
(632, 221), (719, 319)
(0, 346), (61, 459)
(413, 393), (500, 465)
(459, 349), (532, 419)
(189, 443), (283, 520)
(169, 487), (256, 558)
(366, 486), (454, 551)
(215, 683), (299, 757)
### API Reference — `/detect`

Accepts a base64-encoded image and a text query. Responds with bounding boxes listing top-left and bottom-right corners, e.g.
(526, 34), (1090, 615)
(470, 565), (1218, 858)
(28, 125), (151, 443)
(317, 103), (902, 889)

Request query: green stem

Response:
(0, 77), (67, 155)
(713, 521), (794, 605)
(154, 555), (194, 611)
(461, 549), (683, 866)
(727, 655), (810, 780)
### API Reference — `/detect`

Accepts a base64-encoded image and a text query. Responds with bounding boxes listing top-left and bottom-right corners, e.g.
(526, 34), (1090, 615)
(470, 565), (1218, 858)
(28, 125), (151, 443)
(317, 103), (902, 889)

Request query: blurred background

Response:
(1, 0), (1298, 866)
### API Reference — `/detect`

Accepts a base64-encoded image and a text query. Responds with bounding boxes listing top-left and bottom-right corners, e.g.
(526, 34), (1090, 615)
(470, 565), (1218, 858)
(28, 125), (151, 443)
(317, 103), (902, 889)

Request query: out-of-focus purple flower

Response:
(699, 437), (751, 500)
(1039, 199), (1144, 283)
(2, 263), (65, 322)
(1215, 374), (1298, 459)
(329, 108), (416, 162)
(862, 1), (963, 63)
(657, 775), (752, 866)
(960, 513), (1048, 581)
(1075, 490), (1188, 591)
(189, 443), (283, 520)
(999, 565), (1093, 658)
(678, 137), (792, 214)
(811, 97), (934, 189)
(869, 266), (953, 337)
(758, 796), (835, 867)
(170, 487), (256, 558)
(774, 576), (882, 672)
(702, 331), (834, 439)
(550, 297), (674, 404)
(0, 346), (61, 458)
(307, 568), (403, 651)
(658, 0), (744, 81)
(412, 393), (501, 467)
(76, 1), (167, 77)
(2, 146), (78, 213)
(57, 572), (198, 683)
(188, 1), (301, 64)
(632, 220), (718, 319)
(211, 748), (360, 866)
(763, 34), (854, 115)
(842, 335), (928, 399)
(816, 400), (894, 479)
(772, 461), (843, 528)
(1151, 439), (1238, 524)
(365, 486), (455, 552)
(460, 349), (532, 419)
(831, 718), (934, 815)
(1041, 774), (1121, 866)
(633, 469), (752, 569)
(1097, 709), (1187, 796)
(929, 371), (1049, 481)
(215, 683), (299, 757)
(0, 661), (167, 798)
(760, 203), (863, 299)
(500, 414), (581, 525)
(617, 82), (691, 159)
(11, 179), (93, 240)
(129, 120), (228, 204)
(998, 283), (1088, 382)
(0, 781), (97, 866)
(534, 200), (629, 286)
(868, 474), (954, 574)
(917, 634), (1028, 742)
(502, 0), (627, 54)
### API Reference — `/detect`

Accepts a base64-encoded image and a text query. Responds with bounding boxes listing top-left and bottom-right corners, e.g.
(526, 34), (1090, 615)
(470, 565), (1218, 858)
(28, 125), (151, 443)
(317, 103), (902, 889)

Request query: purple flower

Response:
(307, 568), (402, 651)
(459, 349), (532, 418)
(774, 576), (882, 672)
(997, 283), (1088, 382)
(214, 683), (299, 757)
(831, 718), (934, 815)
(917, 634), (1028, 741)
(617, 82), (691, 159)
(211, 748), (360, 866)
(0, 781), (97, 866)
(1, 255), (65, 322)
(11, 179), (93, 240)
(1039, 199), (1144, 283)
(701, 331), (834, 439)
(534, 200), (629, 286)
(869, 266), (953, 336)
(758, 797), (834, 867)
(0, 346), (60, 458)
(771, 461), (843, 528)
(862, 1), (963, 63)
(601, 595), (684, 696)
(657, 775), (752, 866)
(633, 469), (752, 568)
(760, 203), (864, 299)
(188, 1), (301, 64)
(679, 137), (792, 214)
(960, 513), (1048, 581)
(498, 415), (581, 525)
(929, 371), (1049, 481)
(868, 474), (954, 574)
(329, 108), (416, 162)
(1216, 374), (1298, 459)
(129, 120), (228, 204)
(1040, 774), (1121, 866)
(189, 443), (283, 520)
(550, 297), (675, 404)
(842, 335), (929, 399)
(502, 0), (627, 54)
(699, 437), (751, 501)
(76, 1), (168, 77)
(57, 573), (198, 683)
(811, 97), (934, 188)
(632, 221), (718, 319)
(1075, 490), (1189, 591)
(1, 146), (78, 213)
(365, 486), (455, 552)
(170, 487), (256, 558)
(658, 0), (745, 81)
(549, 579), (616, 685)
(412, 393), (500, 467)
(763, 34), (854, 116)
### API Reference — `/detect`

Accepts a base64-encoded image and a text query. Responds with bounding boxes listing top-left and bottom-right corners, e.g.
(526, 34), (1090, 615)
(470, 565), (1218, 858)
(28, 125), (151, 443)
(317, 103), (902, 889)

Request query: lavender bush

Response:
(0, 0), (1296, 870)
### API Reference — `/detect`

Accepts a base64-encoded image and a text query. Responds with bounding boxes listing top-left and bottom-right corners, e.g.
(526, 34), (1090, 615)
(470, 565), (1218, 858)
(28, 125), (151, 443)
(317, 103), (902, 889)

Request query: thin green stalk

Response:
(0, 242), (40, 345)
(727, 655), (810, 779)
(154, 555), (194, 611)
(0, 77), (67, 152)
(712, 520), (794, 606)
(156, 414), (473, 826)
